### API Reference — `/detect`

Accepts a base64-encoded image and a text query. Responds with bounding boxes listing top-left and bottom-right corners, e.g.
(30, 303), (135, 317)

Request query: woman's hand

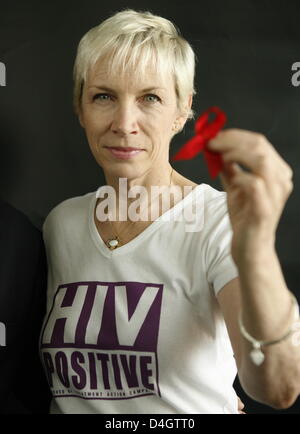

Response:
(237, 396), (246, 414)
(208, 129), (293, 264)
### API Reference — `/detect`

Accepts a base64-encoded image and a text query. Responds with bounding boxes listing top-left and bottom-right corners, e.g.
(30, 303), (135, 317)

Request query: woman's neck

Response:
(97, 168), (198, 224)
(103, 164), (174, 197)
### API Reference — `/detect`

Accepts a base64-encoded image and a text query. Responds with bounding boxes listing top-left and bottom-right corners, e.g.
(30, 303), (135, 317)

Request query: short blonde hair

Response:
(73, 9), (196, 121)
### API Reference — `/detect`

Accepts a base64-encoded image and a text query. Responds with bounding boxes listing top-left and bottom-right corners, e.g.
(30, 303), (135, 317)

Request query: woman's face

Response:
(79, 57), (190, 181)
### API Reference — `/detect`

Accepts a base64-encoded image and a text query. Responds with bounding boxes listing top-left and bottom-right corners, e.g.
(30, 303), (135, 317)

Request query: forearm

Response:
(237, 238), (300, 408)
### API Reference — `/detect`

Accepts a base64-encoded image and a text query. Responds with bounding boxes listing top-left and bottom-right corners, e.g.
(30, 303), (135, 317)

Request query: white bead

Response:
(250, 348), (265, 366)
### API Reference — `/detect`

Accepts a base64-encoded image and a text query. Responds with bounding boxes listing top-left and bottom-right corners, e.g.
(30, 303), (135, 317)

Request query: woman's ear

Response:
(78, 109), (85, 129)
(176, 93), (193, 131)
(186, 93), (193, 120)
(188, 93), (193, 111)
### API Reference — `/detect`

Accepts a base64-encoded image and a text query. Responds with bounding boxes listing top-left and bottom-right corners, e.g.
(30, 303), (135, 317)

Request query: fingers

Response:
(220, 163), (268, 210)
(237, 396), (245, 412)
(208, 129), (294, 198)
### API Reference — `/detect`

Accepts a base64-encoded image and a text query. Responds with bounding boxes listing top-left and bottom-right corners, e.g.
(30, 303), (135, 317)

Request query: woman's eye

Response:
(92, 93), (161, 103)
(144, 94), (161, 103)
(93, 93), (111, 101)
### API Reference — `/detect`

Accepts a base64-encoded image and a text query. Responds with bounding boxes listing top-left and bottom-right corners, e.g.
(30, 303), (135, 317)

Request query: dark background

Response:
(0, 0), (299, 414)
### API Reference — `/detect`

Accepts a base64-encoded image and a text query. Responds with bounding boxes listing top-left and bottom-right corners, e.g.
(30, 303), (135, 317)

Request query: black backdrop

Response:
(0, 0), (299, 414)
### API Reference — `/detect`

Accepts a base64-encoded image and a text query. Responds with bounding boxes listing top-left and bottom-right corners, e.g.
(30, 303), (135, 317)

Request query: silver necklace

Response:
(106, 168), (174, 250)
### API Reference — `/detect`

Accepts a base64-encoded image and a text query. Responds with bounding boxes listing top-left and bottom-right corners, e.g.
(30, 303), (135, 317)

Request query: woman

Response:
(40, 9), (300, 414)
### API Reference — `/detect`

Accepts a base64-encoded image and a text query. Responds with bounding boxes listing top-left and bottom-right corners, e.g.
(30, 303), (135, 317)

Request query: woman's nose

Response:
(111, 103), (138, 136)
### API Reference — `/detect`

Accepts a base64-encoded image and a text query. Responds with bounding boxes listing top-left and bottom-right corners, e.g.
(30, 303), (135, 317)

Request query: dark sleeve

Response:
(0, 202), (51, 414)
(9, 238), (52, 414)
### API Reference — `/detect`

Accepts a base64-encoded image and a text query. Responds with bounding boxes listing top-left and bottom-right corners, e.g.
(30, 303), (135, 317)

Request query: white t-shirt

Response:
(40, 183), (240, 414)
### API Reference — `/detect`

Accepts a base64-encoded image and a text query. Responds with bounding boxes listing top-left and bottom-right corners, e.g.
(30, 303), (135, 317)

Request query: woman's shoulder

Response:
(200, 183), (227, 205)
(185, 183), (229, 237)
(43, 191), (96, 230)
(175, 171), (228, 219)
(197, 184), (229, 226)
(176, 172), (226, 207)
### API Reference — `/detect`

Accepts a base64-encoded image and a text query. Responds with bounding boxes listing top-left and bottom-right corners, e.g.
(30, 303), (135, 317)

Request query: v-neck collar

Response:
(88, 184), (205, 258)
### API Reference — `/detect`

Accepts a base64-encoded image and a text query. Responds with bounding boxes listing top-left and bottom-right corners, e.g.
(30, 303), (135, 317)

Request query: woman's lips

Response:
(105, 147), (144, 160)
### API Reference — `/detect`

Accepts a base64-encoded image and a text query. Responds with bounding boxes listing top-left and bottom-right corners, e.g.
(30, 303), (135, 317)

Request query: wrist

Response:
(239, 292), (300, 366)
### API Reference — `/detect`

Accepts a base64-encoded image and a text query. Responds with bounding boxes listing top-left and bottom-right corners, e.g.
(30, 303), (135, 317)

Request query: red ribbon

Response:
(171, 106), (227, 178)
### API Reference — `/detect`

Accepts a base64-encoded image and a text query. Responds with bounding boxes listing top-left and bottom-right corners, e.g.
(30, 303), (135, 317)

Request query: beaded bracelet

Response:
(238, 292), (300, 366)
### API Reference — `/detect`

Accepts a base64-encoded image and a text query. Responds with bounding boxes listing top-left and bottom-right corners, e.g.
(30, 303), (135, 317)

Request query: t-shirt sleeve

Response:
(205, 193), (239, 296)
